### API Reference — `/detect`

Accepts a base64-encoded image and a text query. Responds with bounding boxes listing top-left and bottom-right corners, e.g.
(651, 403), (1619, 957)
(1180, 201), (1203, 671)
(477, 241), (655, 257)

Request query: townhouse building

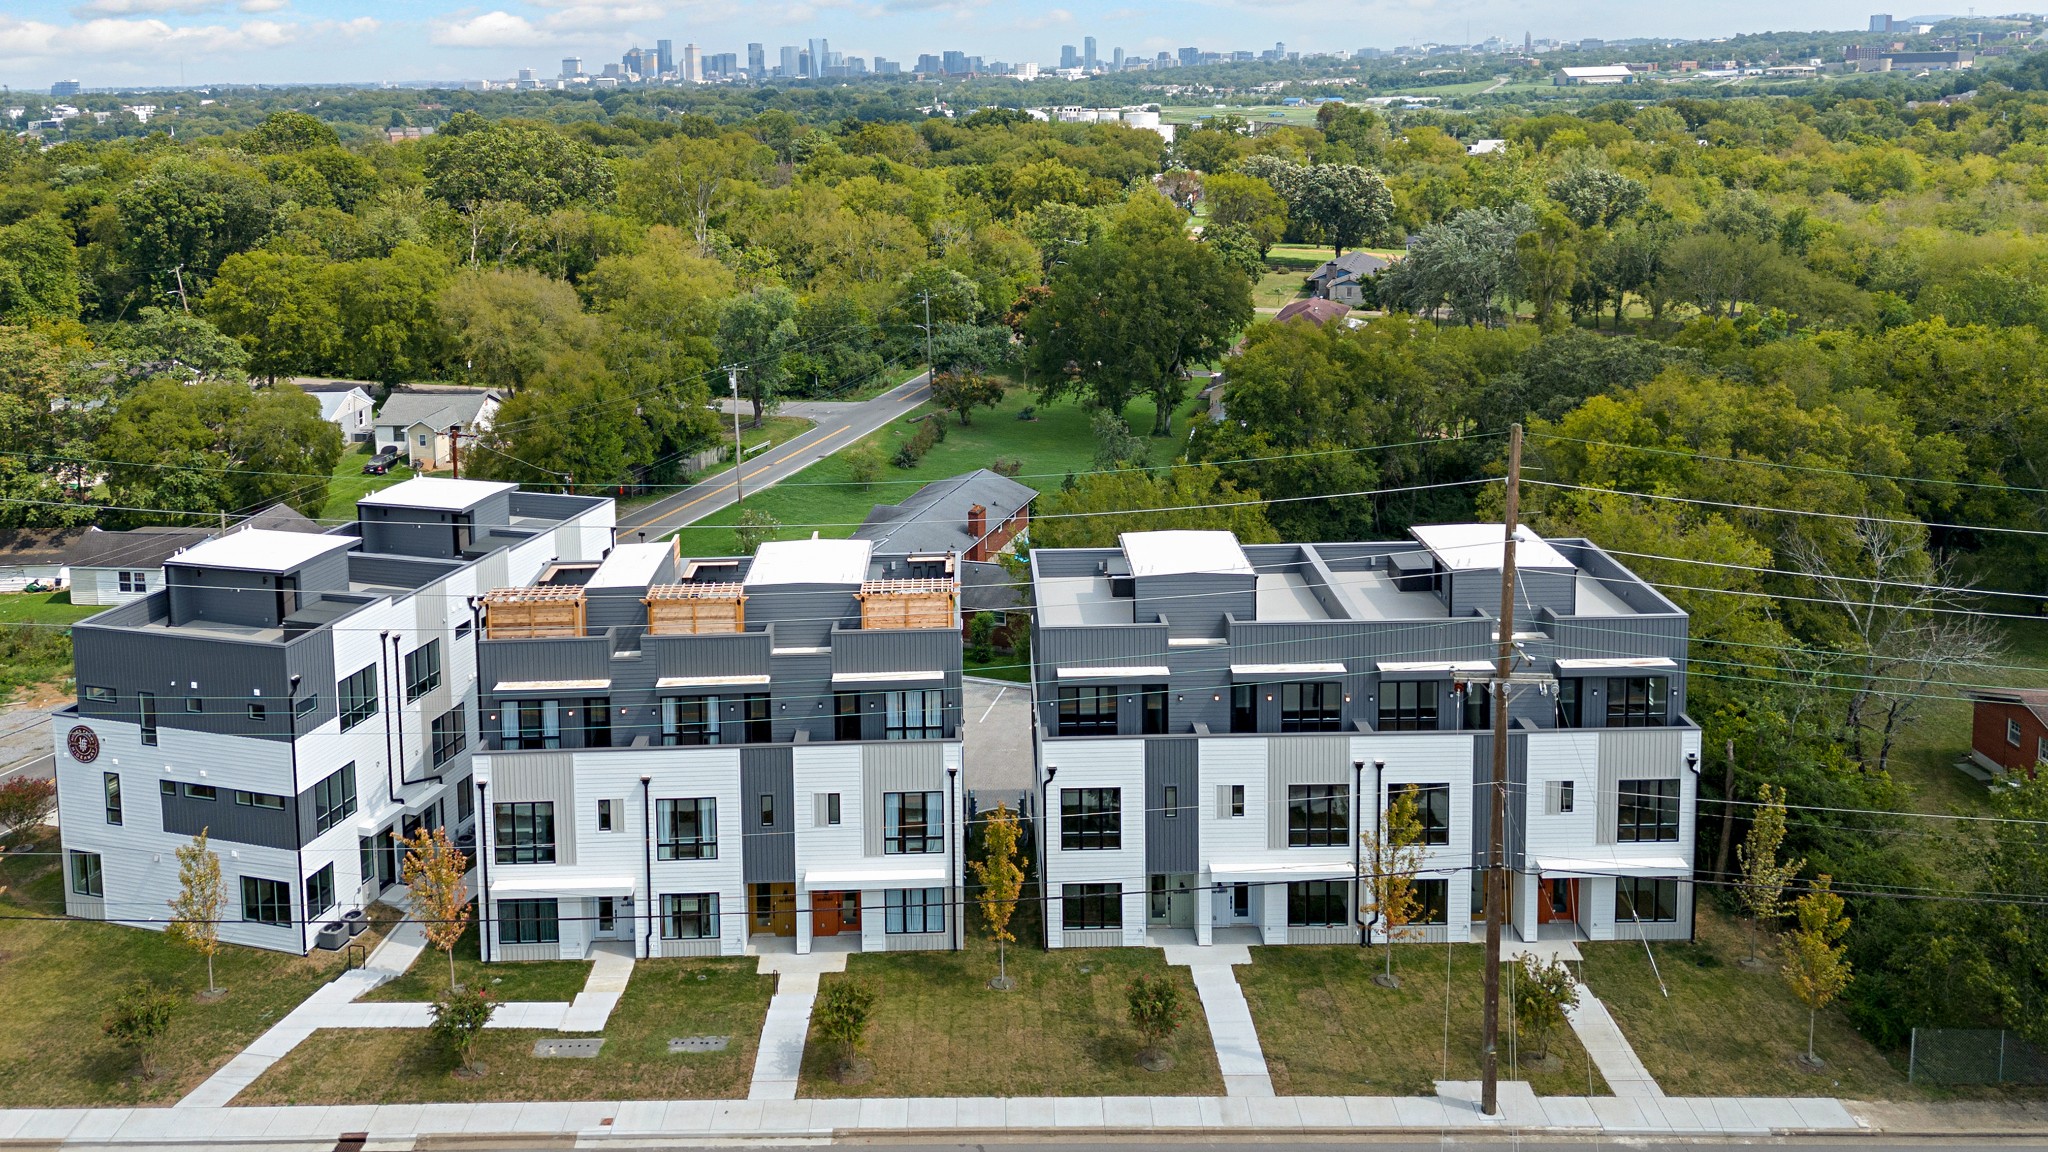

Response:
(50, 478), (614, 955)
(1028, 526), (1701, 951)
(470, 535), (965, 961)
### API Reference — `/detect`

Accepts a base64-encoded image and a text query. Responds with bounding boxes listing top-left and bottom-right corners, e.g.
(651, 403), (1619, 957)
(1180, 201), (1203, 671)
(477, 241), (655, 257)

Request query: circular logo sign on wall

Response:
(67, 725), (101, 764)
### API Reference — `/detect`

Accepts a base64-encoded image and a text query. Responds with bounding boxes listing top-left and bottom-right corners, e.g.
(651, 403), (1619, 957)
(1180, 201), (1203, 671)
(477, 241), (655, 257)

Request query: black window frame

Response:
(1556, 678), (1582, 729)
(834, 692), (862, 740)
(498, 898), (560, 944)
(241, 876), (290, 927)
(1617, 778), (1681, 843)
(118, 569), (145, 593)
(1062, 882), (1122, 930)
(103, 772), (122, 825)
(184, 783), (216, 801)
(661, 892), (721, 939)
(597, 798), (614, 832)
(1230, 684), (1257, 733)
(885, 886), (946, 933)
(403, 639), (442, 701)
(1139, 684), (1168, 735)
(1287, 879), (1348, 927)
(1377, 680), (1440, 732)
(234, 789), (285, 810)
(430, 708), (467, 767)
(1228, 783), (1245, 817)
(583, 696), (611, 748)
(1059, 787), (1121, 851)
(305, 863), (335, 920)
(1606, 676), (1670, 728)
(138, 691), (158, 746)
(1414, 877), (1449, 925)
(656, 797), (718, 861)
(1280, 681), (1343, 733)
(1461, 683), (1491, 730)
(1409, 783), (1452, 846)
(1614, 877), (1679, 922)
(1287, 783), (1349, 847)
(1163, 784), (1179, 818)
(884, 689), (946, 740)
(882, 790), (944, 854)
(493, 801), (558, 864)
(499, 698), (562, 750)
(1055, 685), (1118, 736)
(312, 761), (357, 834)
(338, 665), (378, 732)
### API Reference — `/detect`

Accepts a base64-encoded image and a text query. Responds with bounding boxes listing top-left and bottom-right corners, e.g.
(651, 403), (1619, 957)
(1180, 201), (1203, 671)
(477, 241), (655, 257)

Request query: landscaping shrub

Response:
(814, 981), (877, 1074)
(102, 983), (178, 1080)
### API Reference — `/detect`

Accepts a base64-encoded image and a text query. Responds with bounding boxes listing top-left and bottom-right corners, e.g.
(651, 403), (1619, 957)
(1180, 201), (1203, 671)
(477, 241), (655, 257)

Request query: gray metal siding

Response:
(346, 553), (463, 589)
(748, 587), (857, 649)
(861, 742), (946, 857)
(479, 635), (611, 691)
(1144, 738), (1198, 873)
(649, 633), (771, 682)
(487, 752), (578, 866)
(831, 629), (960, 677)
(71, 628), (301, 741)
(741, 746), (795, 884)
(1265, 736), (1349, 849)
(584, 587), (648, 632)
(163, 787), (297, 850)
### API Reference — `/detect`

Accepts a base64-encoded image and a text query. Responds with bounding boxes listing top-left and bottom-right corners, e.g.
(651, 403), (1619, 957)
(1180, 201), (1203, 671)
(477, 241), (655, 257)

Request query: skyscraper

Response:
(808, 38), (829, 79)
(748, 43), (765, 77)
(656, 39), (674, 76)
(683, 43), (701, 83)
(1083, 36), (1097, 68)
(1178, 46), (1198, 67)
(1112, 47), (1123, 68)
(943, 49), (968, 73)
(560, 57), (582, 79)
(779, 44), (800, 77)
(1060, 44), (1079, 68)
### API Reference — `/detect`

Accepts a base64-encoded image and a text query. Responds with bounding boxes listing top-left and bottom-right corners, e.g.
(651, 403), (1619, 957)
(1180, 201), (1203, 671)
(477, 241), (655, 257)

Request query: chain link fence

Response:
(1909, 1028), (2048, 1085)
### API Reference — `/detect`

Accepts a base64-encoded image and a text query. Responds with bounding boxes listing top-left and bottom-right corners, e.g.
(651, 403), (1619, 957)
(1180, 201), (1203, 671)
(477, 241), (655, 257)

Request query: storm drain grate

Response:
(533, 1038), (606, 1058)
(668, 1035), (730, 1053)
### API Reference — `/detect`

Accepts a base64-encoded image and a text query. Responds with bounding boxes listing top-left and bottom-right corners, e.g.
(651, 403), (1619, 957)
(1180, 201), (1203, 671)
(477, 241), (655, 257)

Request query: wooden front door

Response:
(1537, 877), (1578, 925)
(814, 890), (861, 937)
(750, 883), (796, 936)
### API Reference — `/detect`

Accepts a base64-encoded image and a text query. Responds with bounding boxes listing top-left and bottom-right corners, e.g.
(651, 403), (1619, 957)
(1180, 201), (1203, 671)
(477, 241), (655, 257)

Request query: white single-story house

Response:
(374, 389), (501, 471)
(64, 526), (213, 606)
(289, 379), (376, 443)
(0, 528), (86, 592)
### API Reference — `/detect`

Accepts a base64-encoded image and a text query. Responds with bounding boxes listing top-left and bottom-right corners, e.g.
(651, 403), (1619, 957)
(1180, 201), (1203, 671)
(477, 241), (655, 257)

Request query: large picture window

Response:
(1605, 676), (1669, 727)
(493, 802), (557, 864)
(70, 850), (103, 897)
(498, 898), (559, 944)
(1414, 878), (1449, 925)
(305, 863), (335, 920)
(404, 639), (441, 700)
(882, 791), (942, 854)
(1055, 685), (1118, 736)
(1396, 783), (1452, 846)
(312, 761), (357, 833)
(1062, 883), (1122, 930)
(1287, 784), (1349, 847)
(885, 887), (945, 933)
(1615, 877), (1679, 922)
(1287, 880), (1348, 927)
(338, 665), (378, 731)
(661, 893), (720, 939)
(885, 690), (945, 740)
(656, 797), (718, 860)
(500, 698), (561, 750)
(430, 708), (466, 767)
(1617, 779), (1680, 842)
(1377, 680), (1439, 731)
(1059, 787), (1121, 850)
(241, 876), (291, 926)
(1280, 682), (1343, 732)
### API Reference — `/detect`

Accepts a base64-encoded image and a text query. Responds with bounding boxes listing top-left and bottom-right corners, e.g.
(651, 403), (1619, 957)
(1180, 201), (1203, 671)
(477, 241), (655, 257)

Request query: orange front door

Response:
(1537, 878), (1578, 924)
(814, 890), (861, 936)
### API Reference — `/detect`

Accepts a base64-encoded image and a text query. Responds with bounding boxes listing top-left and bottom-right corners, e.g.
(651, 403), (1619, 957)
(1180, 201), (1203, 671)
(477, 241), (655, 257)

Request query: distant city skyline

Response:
(0, 1), (1951, 89)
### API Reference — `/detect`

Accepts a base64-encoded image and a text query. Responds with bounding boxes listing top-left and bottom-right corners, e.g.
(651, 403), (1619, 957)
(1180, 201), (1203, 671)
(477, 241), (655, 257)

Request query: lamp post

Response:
(1039, 765), (1056, 948)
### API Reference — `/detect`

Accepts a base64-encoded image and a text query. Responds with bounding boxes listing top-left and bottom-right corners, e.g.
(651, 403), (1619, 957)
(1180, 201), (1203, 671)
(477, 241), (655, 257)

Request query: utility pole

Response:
(726, 364), (746, 508)
(1480, 421), (1523, 1117)
(170, 264), (190, 313)
(918, 290), (935, 382)
(448, 424), (462, 479)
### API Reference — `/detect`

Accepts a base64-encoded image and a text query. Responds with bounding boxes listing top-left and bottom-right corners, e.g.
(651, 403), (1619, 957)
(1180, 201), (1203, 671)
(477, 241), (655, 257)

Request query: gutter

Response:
(641, 775), (654, 959)
(476, 779), (490, 962)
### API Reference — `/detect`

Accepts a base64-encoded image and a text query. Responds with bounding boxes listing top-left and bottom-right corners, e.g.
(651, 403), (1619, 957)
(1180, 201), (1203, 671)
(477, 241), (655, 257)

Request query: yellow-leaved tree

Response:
(399, 826), (471, 992)
(1781, 874), (1853, 1068)
(1361, 783), (1425, 987)
(970, 802), (1027, 990)
(167, 828), (225, 995)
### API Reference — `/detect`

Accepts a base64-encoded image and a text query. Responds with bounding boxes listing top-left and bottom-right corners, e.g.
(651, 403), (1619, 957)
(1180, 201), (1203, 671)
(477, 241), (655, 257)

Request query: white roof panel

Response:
(1534, 856), (1689, 878)
(806, 864), (948, 886)
(170, 529), (355, 574)
(1056, 665), (1171, 680)
(1230, 663), (1349, 676)
(744, 537), (871, 586)
(1553, 657), (1678, 670)
(1410, 523), (1573, 572)
(357, 476), (516, 512)
(1119, 530), (1254, 578)
(586, 542), (672, 589)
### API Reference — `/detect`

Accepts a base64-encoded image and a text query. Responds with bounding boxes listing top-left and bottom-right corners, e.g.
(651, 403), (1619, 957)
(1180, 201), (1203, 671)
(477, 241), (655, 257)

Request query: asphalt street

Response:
(359, 1138), (2048, 1152)
(615, 369), (933, 539)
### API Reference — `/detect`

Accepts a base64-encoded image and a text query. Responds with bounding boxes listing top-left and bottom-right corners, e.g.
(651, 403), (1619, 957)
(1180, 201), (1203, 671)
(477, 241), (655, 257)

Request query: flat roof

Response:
(169, 529), (357, 574)
(357, 476), (517, 512)
(1410, 523), (1573, 572)
(1575, 573), (1636, 617)
(1254, 572), (1332, 621)
(1120, 530), (1254, 578)
(1324, 568), (1444, 621)
(1037, 575), (1135, 627)
(744, 537), (872, 586)
(586, 541), (671, 590)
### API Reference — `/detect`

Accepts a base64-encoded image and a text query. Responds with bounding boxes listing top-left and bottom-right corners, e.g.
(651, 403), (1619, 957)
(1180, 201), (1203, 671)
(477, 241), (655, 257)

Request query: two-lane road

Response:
(616, 370), (932, 539)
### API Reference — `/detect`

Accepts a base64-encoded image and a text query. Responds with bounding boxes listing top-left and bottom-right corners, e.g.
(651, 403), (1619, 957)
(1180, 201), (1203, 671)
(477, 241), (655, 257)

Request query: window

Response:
(656, 798), (717, 860)
(338, 665), (378, 731)
(494, 802), (557, 864)
(184, 783), (217, 801)
(248, 703), (267, 721)
(1287, 880), (1348, 927)
(738, 694), (770, 743)
(1062, 883), (1122, 930)
(500, 699), (561, 750)
(498, 898), (559, 944)
(1617, 779), (1680, 842)
(359, 837), (376, 886)
(1615, 877), (1679, 922)
(885, 689), (945, 740)
(70, 851), (103, 897)
(661, 893), (720, 939)
(1287, 784), (1348, 847)
(1414, 878), (1449, 925)
(1605, 676), (1669, 727)
(597, 798), (613, 832)
(118, 570), (146, 593)
(138, 691), (157, 746)
(883, 791), (943, 854)
(834, 693), (862, 740)
(241, 876), (291, 926)
(305, 864), (335, 920)
(456, 780), (474, 823)
(430, 708), (466, 767)
(1545, 779), (1575, 815)
(1230, 684), (1257, 733)
(1398, 783), (1451, 846)
(662, 696), (762, 746)
(1461, 684), (1491, 730)
(824, 793), (841, 825)
(1556, 679), (1582, 729)
(85, 685), (116, 703)
(1163, 784), (1179, 818)
(160, 780), (174, 796)
(294, 693), (317, 719)
(1055, 686), (1118, 736)
(1140, 685), (1168, 735)
(185, 695), (203, 713)
(1377, 680), (1439, 731)
(235, 789), (286, 810)
(760, 794), (775, 827)
(404, 639), (441, 700)
(1059, 788), (1121, 850)
(103, 772), (122, 825)
(597, 897), (616, 932)
(312, 762), (357, 833)
(2039, 736), (2047, 764)
(455, 619), (473, 639)
(885, 887), (945, 933)
(1280, 682), (1343, 733)
(1228, 784), (1245, 818)
(583, 697), (610, 748)
(2010, 718), (2025, 746)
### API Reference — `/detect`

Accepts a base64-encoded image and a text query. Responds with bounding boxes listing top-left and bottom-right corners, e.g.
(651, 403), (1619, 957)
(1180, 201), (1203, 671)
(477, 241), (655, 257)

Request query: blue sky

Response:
(1, 0), (1864, 89)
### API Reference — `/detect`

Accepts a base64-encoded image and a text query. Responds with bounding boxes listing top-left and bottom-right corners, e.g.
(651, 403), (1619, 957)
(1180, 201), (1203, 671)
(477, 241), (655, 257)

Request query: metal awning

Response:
(1552, 657), (1678, 671)
(1207, 857), (1354, 882)
(487, 874), (637, 898)
(494, 678), (610, 692)
(1375, 660), (1495, 674)
(805, 864), (948, 886)
(831, 670), (945, 685)
(1230, 662), (1348, 677)
(1055, 665), (1170, 680)
(655, 673), (771, 688)
(1534, 856), (1689, 878)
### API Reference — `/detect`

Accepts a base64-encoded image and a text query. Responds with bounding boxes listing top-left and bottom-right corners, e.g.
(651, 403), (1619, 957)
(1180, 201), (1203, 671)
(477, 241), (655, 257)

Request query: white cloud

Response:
(430, 10), (545, 47)
(0, 13), (329, 59)
(70, 0), (223, 15)
(238, 0), (291, 11)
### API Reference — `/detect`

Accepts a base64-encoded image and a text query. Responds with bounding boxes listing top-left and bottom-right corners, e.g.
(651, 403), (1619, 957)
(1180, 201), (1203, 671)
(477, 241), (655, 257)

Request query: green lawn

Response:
(1254, 267), (1313, 312)
(670, 387), (1163, 557)
(801, 920), (1223, 1097)
(964, 653), (1030, 683)
(1580, 906), (1916, 1100)
(239, 956), (772, 1104)
(0, 592), (94, 701)
(1158, 104), (1325, 128)
(1882, 615), (2048, 814)
(0, 829), (396, 1106)
(357, 915), (591, 1003)
(0, 590), (100, 626)
(1238, 943), (1609, 1097)
(319, 444), (414, 521)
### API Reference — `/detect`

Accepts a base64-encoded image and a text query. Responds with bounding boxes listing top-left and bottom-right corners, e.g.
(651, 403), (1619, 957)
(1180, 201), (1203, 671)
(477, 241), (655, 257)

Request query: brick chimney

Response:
(966, 503), (988, 562)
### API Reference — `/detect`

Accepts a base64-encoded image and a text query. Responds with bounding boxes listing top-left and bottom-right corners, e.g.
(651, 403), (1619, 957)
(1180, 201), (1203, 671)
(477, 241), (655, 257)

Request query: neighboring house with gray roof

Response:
(1305, 250), (1393, 306)
(0, 527), (89, 591)
(64, 526), (213, 605)
(374, 388), (501, 471)
(289, 378), (376, 444)
(855, 468), (1035, 636)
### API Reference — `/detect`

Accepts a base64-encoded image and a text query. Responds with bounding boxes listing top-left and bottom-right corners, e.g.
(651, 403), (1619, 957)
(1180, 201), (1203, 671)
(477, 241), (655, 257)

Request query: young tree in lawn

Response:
(814, 981), (877, 1076)
(167, 828), (225, 995)
(398, 825), (471, 993)
(843, 442), (885, 486)
(1781, 875), (1853, 1067)
(102, 982), (178, 1080)
(1736, 782), (1804, 963)
(430, 985), (498, 1076)
(929, 370), (1005, 426)
(1512, 955), (1580, 1060)
(1360, 783), (1426, 985)
(969, 802), (1027, 989)
(1125, 974), (1191, 1068)
(732, 507), (782, 555)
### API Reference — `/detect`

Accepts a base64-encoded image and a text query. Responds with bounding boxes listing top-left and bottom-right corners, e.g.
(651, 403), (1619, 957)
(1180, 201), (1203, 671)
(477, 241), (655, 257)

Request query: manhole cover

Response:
(669, 1035), (729, 1053)
(533, 1038), (605, 1058)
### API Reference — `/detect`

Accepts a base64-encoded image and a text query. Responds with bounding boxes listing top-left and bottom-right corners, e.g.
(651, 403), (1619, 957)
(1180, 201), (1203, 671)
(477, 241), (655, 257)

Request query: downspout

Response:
(476, 779), (491, 962)
(287, 674), (307, 954)
(1354, 760), (1366, 948)
(948, 765), (960, 952)
(389, 633), (408, 789)
(641, 775), (654, 959)
(380, 630), (400, 803)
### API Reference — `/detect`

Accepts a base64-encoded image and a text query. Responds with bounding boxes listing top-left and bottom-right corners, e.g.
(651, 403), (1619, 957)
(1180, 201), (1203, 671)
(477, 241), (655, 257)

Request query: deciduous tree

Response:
(103, 983), (177, 1080)
(970, 802), (1026, 989)
(814, 981), (877, 1076)
(430, 985), (498, 1076)
(1782, 875), (1853, 1067)
(1361, 783), (1426, 984)
(168, 829), (225, 996)
(398, 825), (471, 994)
(1125, 974), (1190, 1067)
(1736, 782), (1804, 962)
(1513, 955), (1580, 1060)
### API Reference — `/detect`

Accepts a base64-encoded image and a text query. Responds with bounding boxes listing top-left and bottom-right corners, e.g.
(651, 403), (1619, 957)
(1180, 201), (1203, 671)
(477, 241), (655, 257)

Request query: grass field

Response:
(1882, 615), (2048, 814)
(1580, 906), (1916, 1099)
(319, 444), (414, 522)
(1254, 267), (1313, 311)
(1239, 943), (1609, 1097)
(670, 387), (1163, 557)
(0, 829), (395, 1106)
(964, 653), (1030, 683)
(0, 591), (95, 701)
(239, 957), (772, 1104)
(800, 913), (1223, 1097)
(0, 590), (101, 626)
(356, 915), (592, 1004)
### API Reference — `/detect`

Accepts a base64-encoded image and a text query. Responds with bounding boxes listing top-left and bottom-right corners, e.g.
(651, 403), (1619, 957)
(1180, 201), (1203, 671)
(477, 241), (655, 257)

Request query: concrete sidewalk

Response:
(747, 944), (853, 1100)
(1161, 934), (1276, 1098)
(1563, 980), (1664, 1098)
(0, 1089), (1865, 1146)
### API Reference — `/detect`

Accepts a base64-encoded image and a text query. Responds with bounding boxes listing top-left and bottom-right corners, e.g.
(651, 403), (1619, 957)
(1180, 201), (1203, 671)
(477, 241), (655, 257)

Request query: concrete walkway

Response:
(1161, 931), (1276, 1098)
(1564, 980), (1663, 1097)
(747, 941), (853, 1101)
(560, 940), (636, 1032)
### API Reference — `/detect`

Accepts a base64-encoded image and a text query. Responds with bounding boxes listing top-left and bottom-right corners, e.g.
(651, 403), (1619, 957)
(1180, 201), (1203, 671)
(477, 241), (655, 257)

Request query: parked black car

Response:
(361, 450), (399, 475)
